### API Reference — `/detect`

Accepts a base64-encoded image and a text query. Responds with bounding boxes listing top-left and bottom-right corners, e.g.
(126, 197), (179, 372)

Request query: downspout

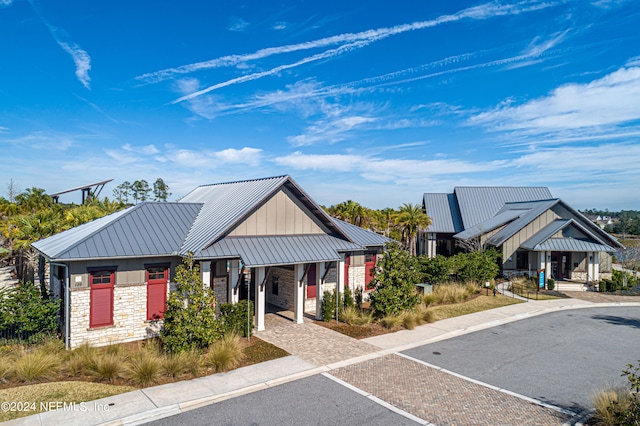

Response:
(49, 262), (70, 351)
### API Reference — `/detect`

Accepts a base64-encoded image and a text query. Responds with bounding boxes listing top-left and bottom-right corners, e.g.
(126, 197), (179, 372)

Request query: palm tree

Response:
(395, 203), (432, 256)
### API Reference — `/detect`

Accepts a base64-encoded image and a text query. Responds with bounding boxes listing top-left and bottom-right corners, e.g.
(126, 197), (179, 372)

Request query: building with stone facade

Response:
(419, 187), (623, 285)
(32, 176), (388, 348)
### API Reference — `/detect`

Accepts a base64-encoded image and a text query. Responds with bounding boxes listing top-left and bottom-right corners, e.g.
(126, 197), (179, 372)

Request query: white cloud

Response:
(122, 144), (159, 155)
(57, 40), (91, 89)
(273, 22), (287, 30)
(228, 18), (250, 32)
(138, 0), (557, 85)
(1, 0), (13, 7)
(214, 147), (262, 165)
(521, 30), (569, 57)
(469, 66), (640, 134)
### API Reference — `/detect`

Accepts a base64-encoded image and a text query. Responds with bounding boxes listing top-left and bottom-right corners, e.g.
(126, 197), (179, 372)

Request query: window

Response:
(516, 251), (529, 270)
(147, 266), (168, 320)
(90, 270), (114, 328)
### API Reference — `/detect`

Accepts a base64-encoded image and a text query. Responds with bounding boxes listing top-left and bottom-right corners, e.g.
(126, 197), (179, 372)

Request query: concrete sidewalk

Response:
(5, 297), (640, 426)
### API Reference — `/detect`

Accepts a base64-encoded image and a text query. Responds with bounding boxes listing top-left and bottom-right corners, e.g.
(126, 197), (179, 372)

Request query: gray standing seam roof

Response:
(332, 218), (391, 248)
(453, 186), (553, 229)
(196, 235), (362, 266)
(422, 193), (463, 233)
(486, 199), (559, 246)
(523, 238), (616, 253)
(32, 203), (203, 260)
(453, 209), (524, 240)
(179, 175), (351, 256)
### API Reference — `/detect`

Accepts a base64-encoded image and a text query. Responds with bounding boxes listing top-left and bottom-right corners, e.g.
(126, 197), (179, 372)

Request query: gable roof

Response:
(33, 176), (386, 265)
(453, 198), (624, 251)
(423, 186), (552, 233)
(179, 175), (351, 257)
(422, 193), (463, 233)
(453, 186), (553, 229)
(32, 203), (203, 261)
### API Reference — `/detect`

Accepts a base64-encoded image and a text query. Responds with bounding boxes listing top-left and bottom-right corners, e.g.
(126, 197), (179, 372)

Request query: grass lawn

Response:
(0, 382), (135, 422)
(430, 294), (523, 321)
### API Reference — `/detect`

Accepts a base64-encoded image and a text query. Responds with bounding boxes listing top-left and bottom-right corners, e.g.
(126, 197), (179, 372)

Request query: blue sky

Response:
(1, 0), (639, 210)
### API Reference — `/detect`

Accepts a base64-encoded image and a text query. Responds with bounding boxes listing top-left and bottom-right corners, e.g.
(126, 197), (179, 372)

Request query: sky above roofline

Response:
(1, 0), (639, 210)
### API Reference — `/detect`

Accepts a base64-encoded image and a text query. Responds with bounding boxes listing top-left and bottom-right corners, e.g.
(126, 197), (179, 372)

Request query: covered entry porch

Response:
(198, 235), (361, 331)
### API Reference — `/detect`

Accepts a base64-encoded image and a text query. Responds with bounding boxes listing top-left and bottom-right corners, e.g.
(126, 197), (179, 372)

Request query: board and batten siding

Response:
(228, 188), (326, 236)
(502, 209), (559, 269)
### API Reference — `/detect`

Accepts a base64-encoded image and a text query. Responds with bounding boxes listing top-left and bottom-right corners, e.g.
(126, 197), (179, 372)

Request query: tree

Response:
(6, 179), (19, 203)
(161, 255), (221, 353)
(153, 178), (171, 202)
(15, 187), (52, 212)
(131, 180), (151, 204)
(395, 203), (432, 256)
(368, 242), (422, 317)
(113, 181), (132, 204)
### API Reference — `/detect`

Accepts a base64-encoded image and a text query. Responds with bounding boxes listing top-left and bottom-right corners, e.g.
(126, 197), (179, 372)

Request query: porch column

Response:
(545, 251), (551, 283)
(338, 255), (345, 296)
(294, 264), (305, 324)
(254, 267), (266, 331)
(593, 252), (599, 281)
(229, 259), (239, 304)
(201, 261), (211, 290)
(315, 262), (325, 321)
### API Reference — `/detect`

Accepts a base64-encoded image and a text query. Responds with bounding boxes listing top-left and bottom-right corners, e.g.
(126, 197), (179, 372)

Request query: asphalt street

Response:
(147, 374), (420, 426)
(402, 306), (640, 413)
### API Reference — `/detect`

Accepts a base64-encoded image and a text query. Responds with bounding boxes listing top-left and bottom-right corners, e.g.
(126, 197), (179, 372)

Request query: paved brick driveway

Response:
(330, 354), (571, 425)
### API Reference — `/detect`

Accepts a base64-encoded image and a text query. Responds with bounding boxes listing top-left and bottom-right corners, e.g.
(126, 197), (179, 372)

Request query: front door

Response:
(307, 265), (316, 298)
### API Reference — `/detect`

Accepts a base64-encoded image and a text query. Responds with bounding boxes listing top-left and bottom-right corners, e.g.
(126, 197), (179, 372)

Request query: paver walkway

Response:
(330, 354), (571, 425)
(255, 313), (378, 366)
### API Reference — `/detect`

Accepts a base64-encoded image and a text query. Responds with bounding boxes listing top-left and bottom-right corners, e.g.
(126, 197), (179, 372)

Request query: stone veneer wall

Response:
(69, 284), (163, 349)
(266, 267), (295, 310)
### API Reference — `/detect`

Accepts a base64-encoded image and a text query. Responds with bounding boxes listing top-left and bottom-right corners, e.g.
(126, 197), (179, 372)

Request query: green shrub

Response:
(219, 300), (254, 337)
(343, 287), (355, 309)
(368, 243), (421, 317)
(450, 249), (501, 283)
(126, 352), (162, 387)
(0, 281), (59, 344)
(547, 278), (555, 291)
(161, 256), (222, 353)
(354, 287), (363, 309)
(12, 349), (60, 382)
(418, 254), (451, 283)
(321, 290), (336, 322)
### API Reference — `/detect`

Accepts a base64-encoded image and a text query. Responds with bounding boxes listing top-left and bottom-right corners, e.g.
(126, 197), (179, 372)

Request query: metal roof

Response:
(32, 203), (203, 261)
(522, 238), (616, 253)
(422, 193), (463, 233)
(453, 186), (553, 229)
(179, 175), (351, 255)
(453, 209), (523, 240)
(332, 218), (391, 248)
(195, 235), (362, 266)
(486, 199), (560, 246)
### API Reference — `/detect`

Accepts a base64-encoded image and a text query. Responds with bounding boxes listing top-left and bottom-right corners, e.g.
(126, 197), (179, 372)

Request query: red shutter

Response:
(344, 255), (350, 287)
(90, 271), (114, 328)
(364, 254), (376, 290)
(147, 267), (168, 320)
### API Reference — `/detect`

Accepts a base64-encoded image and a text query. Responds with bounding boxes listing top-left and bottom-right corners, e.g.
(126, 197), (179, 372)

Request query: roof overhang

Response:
(194, 235), (362, 267)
